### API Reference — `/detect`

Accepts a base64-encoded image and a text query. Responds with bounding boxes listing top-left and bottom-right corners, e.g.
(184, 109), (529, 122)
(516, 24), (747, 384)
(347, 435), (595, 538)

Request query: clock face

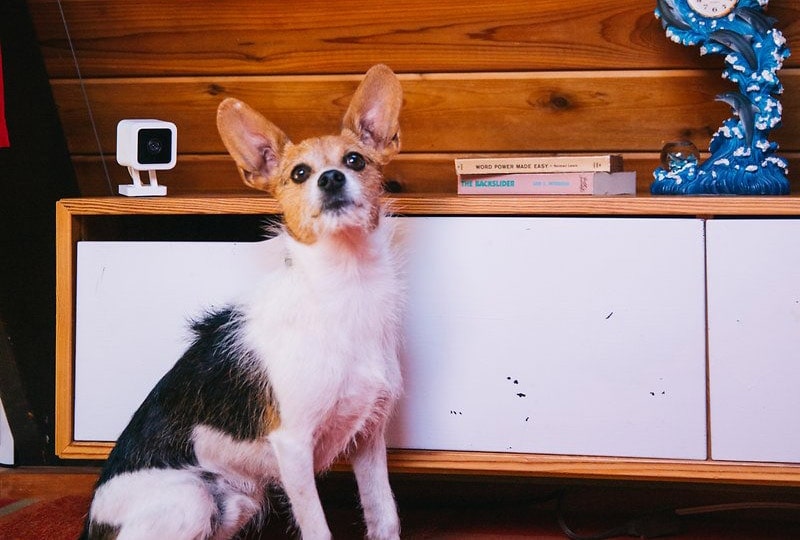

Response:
(687, 0), (737, 18)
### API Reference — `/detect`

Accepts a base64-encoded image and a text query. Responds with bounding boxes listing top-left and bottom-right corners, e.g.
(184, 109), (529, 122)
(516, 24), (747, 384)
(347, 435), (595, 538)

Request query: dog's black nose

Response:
(318, 170), (346, 193)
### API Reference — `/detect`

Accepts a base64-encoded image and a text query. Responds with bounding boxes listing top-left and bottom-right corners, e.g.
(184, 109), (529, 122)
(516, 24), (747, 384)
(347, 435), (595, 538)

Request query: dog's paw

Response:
(365, 516), (400, 540)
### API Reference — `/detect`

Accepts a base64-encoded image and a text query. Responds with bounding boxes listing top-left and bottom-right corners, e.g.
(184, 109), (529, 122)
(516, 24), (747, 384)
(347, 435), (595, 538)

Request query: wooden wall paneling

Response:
(50, 68), (800, 194)
(30, 0), (787, 77)
(67, 153), (800, 197)
(69, 154), (681, 196)
(52, 70), (799, 154)
(27, 0), (800, 197)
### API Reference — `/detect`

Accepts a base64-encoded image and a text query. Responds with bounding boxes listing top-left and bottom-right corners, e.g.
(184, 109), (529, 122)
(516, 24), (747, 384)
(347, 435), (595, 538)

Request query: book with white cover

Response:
(458, 171), (636, 195)
(455, 154), (623, 175)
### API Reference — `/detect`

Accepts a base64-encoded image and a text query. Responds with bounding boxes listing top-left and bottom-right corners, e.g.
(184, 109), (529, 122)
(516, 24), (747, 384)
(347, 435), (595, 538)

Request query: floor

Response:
(2, 467), (800, 539)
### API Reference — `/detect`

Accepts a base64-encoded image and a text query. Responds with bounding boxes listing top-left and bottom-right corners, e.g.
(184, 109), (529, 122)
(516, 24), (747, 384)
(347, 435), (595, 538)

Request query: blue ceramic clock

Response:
(652, 0), (791, 195)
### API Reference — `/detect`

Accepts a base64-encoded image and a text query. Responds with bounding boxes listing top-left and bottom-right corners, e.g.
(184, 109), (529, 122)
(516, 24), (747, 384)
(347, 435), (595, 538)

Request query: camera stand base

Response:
(118, 168), (167, 197)
(118, 184), (168, 197)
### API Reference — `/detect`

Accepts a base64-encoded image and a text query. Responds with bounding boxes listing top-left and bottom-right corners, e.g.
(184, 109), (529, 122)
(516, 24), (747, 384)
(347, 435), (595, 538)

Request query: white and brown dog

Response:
(82, 64), (404, 540)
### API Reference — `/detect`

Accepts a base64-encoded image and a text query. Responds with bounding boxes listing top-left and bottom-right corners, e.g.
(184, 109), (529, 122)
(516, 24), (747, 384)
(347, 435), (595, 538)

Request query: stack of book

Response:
(455, 154), (635, 195)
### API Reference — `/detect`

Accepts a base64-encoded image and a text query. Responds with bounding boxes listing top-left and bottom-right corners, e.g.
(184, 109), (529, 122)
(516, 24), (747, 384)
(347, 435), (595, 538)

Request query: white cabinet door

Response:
(73, 241), (282, 441)
(707, 219), (800, 463)
(388, 217), (707, 459)
(74, 217), (707, 460)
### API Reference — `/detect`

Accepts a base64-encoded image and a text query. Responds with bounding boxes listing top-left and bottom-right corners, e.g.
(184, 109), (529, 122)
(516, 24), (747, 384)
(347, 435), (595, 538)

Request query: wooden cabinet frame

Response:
(56, 195), (800, 486)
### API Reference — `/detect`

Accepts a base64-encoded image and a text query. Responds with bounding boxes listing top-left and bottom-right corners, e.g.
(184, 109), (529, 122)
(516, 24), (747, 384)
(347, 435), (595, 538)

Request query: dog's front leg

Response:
(271, 430), (332, 540)
(351, 429), (400, 540)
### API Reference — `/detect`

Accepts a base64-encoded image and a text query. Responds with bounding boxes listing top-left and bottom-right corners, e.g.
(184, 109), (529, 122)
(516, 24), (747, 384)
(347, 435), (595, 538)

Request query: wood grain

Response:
(57, 194), (800, 220)
(52, 70), (800, 156)
(27, 0), (800, 198)
(384, 451), (800, 486)
(70, 152), (800, 197)
(54, 203), (79, 459)
(32, 0), (800, 77)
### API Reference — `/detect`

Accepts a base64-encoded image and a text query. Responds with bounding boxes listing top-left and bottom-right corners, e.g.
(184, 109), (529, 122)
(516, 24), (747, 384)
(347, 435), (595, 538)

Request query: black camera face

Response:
(137, 128), (173, 165)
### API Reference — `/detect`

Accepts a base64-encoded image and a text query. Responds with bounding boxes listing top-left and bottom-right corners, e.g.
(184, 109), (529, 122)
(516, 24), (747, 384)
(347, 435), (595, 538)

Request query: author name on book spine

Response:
(471, 163), (586, 172)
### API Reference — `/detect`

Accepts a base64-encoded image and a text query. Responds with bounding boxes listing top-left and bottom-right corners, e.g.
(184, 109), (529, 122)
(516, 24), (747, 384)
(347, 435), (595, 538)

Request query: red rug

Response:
(0, 495), (89, 540)
(0, 493), (553, 539)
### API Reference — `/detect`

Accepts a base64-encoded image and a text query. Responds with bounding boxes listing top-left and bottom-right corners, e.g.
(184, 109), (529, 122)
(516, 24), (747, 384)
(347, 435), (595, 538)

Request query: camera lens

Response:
(146, 138), (163, 155)
(137, 128), (173, 165)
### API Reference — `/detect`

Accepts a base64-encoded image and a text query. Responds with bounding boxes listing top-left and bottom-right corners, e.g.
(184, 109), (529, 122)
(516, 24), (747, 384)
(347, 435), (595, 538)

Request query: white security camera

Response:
(116, 119), (177, 196)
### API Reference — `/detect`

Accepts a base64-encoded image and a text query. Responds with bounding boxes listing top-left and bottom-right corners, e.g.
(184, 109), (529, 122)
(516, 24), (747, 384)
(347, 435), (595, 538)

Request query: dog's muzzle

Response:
(319, 170), (352, 212)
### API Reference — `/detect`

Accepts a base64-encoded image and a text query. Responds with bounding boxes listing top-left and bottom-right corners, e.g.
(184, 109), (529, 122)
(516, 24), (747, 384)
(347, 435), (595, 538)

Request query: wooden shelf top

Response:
(58, 193), (800, 217)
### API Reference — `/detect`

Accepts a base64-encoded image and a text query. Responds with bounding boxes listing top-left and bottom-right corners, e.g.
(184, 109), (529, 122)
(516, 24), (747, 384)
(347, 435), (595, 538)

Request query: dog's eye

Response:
(343, 152), (366, 172)
(290, 164), (312, 184)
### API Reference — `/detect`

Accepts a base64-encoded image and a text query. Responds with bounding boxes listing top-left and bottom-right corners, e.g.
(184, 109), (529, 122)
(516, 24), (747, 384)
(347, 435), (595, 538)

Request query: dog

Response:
(81, 64), (404, 540)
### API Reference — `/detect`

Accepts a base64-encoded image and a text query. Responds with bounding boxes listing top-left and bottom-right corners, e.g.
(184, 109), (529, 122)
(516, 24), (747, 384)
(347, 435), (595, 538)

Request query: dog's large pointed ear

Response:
(342, 64), (403, 164)
(216, 98), (290, 193)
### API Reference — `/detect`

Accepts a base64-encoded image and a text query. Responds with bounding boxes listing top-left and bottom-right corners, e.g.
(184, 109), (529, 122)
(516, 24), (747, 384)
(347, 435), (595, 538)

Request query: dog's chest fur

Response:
(243, 228), (402, 467)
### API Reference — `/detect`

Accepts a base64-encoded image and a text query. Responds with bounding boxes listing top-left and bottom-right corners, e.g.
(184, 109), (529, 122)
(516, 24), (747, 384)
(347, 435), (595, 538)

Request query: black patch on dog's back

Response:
(96, 306), (276, 487)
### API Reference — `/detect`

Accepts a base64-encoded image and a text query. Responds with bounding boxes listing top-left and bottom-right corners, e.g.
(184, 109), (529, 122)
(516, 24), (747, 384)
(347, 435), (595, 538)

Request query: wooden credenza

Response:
(56, 195), (800, 486)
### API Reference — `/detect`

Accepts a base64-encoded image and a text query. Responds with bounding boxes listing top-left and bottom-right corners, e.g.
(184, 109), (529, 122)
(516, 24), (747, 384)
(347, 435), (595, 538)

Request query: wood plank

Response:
(56, 194), (800, 218)
(54, 203), (78, 460)
(32, 0), (799, 78)
(389, 194), (800, 216)
(385, 451), (800, 487)
(49, 70), (800, 156)
(71, 153), (663, 196)
(69, 153), (800, 197)
(55, 441), (114, 461)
